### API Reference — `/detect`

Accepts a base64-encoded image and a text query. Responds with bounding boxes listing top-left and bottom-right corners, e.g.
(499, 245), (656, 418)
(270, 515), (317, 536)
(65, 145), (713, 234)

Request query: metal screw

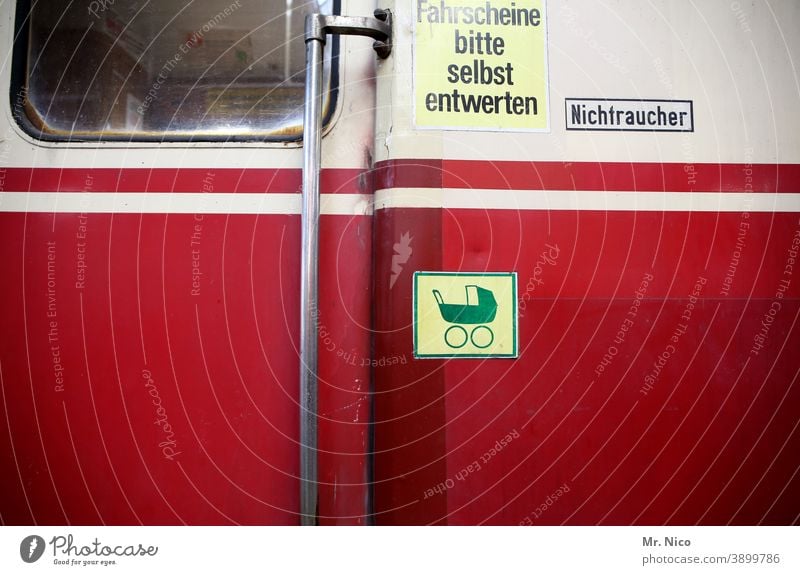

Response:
(373, 40), (391, 59)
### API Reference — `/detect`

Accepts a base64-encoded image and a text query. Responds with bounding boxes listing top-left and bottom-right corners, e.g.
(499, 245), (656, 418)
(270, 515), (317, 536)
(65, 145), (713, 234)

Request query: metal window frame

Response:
(9, 0), (342, 143)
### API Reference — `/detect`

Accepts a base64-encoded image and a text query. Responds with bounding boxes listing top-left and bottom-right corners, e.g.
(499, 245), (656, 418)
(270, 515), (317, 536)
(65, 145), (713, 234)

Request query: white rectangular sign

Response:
(566, 98), (694, 132)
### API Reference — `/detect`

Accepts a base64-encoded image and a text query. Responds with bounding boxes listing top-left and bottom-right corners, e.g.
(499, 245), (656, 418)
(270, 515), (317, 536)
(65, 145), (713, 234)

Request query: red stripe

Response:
(374, 160), (800, 193)
(0, 168), (366, 194)
(6, 162), (797, 195)
(373, 159), (443, 191)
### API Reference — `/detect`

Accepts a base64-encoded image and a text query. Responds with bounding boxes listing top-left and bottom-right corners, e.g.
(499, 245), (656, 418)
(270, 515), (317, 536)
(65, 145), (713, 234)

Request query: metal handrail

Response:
(299, 9), (391, 527)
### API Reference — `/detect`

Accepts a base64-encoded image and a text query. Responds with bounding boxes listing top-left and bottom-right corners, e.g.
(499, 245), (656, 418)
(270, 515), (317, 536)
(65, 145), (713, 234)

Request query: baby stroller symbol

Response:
(432, 285), (497, 349)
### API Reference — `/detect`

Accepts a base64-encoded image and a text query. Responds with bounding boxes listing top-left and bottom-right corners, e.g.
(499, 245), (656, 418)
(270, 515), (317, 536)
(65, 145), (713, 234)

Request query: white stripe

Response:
(5, 190), (798, 214)
(374, 188), (800, 212)
(0, 192), (373, 216)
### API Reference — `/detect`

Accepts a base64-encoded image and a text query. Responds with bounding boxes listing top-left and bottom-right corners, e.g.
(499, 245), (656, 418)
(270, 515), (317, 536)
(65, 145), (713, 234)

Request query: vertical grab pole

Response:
(299, 11), (391, 527)
(300, 32), (324, 526)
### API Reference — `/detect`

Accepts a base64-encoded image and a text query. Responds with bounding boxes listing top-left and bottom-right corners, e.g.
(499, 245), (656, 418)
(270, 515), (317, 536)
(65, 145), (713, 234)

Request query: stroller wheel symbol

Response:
(444, 325), (469, 348)
(443, 325), (494, 349)
(434, 286), (497, 349)
(470, 325), (494, 348)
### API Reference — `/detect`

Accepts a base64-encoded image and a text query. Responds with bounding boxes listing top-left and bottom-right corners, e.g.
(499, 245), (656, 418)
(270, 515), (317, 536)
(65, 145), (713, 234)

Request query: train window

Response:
(12, 0), (336, 141)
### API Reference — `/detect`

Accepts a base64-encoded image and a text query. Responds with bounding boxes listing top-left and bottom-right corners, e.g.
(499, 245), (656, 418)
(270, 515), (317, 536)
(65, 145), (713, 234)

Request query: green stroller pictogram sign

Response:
(414, 272), (518, 358)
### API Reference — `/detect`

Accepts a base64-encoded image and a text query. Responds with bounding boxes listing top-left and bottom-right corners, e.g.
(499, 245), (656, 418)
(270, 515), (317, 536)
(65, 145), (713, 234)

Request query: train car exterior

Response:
(1, 0), (799, 526)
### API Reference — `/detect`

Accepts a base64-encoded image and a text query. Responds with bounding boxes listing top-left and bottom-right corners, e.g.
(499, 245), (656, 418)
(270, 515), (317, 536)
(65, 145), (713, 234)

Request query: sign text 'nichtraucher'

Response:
(565, 98), (694, 132)
(414, 1), (550, 132)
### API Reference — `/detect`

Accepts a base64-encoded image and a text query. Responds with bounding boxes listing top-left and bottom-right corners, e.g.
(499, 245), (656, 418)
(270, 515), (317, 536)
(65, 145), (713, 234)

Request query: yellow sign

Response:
(414, 272), (518, 358)
(414, 0), (550, 131)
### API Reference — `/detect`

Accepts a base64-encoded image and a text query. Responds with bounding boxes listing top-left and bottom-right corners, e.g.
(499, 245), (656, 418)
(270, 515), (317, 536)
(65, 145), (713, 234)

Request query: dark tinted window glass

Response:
(17, 0), (333, 139)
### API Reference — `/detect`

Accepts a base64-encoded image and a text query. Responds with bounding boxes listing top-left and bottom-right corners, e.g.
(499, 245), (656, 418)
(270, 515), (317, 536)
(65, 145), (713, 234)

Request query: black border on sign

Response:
(564, 98), (695, 133)
(412, 271), (519, 360)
